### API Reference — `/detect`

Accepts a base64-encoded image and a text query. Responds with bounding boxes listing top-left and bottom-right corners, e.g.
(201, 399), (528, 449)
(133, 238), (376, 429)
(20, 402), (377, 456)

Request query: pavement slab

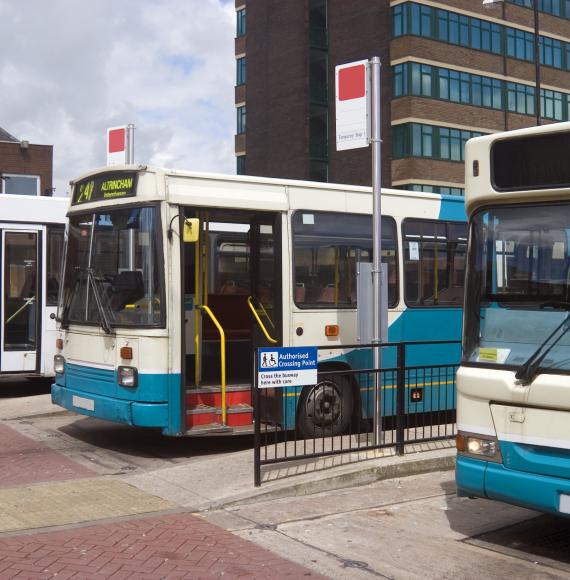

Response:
(0, 478), (176, 534)
(0, 512), (325, 579)
(0, 423), (94, 487)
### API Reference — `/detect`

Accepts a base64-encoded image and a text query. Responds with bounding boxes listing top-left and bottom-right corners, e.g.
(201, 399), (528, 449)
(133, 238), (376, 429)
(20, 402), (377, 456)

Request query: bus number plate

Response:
(559, 494), (570, 514)
(72, 395), (95, 412)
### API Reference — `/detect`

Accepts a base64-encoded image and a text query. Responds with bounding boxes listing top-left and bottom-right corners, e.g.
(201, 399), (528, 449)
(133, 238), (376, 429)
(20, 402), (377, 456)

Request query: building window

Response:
(0, 174), (40, 196)
(237, 106), (246, 134)
(507, 82), (535, 115)
(236, 8), (246, 37)
(541, 88), (565, 120)
(392, 123), (485, 162)
(236, 57), (246, 85)
(392, 61), (570, 121)
(393, 3), (570, 69)
(400, 184), (465, 196)
(509, 0), (566, 19)
(237, 155), (246, 175)
(506, 27), (534, 62)
(540, 36), (562, 67)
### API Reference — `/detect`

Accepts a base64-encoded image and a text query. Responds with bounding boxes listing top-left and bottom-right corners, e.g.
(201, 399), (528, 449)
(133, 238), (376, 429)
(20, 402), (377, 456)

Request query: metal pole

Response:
(126, 124), (136, 269)
(370, 56), (383, 446)
(533, 0), (541, 126)
(126, 124), (135, 164)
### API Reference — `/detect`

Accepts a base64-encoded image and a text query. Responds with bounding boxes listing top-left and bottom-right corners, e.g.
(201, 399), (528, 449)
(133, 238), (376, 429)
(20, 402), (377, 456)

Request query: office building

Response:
(235, 0), (570, 194)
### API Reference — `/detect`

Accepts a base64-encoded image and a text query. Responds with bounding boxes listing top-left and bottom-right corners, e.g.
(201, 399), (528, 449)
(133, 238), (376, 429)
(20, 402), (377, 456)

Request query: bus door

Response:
(0, 228), (41, 373)
(184, 210), (281, 388)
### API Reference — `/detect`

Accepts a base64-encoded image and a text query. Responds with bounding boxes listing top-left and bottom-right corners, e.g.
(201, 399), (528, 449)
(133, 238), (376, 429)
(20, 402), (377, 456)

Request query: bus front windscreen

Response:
(463, 203), (570, 374)
(59, 206), (164, 328)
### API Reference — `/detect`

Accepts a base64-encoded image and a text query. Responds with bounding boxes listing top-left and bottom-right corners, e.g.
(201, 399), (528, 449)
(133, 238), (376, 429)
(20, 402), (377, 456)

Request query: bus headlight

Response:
(457, 432), (500, 460)
(118, 366), (138, 388)
(54, 355), (65, 375)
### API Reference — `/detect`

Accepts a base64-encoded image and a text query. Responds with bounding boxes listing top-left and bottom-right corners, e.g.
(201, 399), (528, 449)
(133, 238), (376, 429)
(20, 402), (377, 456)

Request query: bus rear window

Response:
(492, 131), (570, 191)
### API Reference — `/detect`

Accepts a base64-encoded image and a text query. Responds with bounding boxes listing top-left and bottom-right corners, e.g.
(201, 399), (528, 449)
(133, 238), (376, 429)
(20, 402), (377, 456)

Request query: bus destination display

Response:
(72, 171), (138, 205)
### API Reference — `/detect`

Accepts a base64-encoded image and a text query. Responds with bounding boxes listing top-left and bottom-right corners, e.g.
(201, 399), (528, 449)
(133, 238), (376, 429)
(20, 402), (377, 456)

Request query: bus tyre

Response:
(297, 376), (353, 438)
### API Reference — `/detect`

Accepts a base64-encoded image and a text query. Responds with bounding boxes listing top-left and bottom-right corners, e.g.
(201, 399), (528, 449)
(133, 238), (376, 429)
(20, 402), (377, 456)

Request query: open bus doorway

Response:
(182, 208), (282, 432)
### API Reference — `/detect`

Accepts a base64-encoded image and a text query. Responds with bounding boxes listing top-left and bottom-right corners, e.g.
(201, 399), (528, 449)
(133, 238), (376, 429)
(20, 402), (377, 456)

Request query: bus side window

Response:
(46, 225), (65, 306)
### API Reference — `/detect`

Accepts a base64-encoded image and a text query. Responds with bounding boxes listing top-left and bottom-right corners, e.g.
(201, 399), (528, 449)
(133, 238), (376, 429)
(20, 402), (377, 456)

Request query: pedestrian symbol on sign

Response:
(260, 351), (278, 369)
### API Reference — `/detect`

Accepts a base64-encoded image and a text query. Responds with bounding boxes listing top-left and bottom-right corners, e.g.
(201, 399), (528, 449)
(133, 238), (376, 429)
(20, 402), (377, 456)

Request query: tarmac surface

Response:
(0, 390), (567, 578)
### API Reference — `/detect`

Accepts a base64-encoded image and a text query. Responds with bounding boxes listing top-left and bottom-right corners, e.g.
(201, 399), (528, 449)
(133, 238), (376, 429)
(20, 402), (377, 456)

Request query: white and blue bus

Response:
(0, 193), (68, 377)
(52, 167), (465, 436)
(457, 121), (570, 515)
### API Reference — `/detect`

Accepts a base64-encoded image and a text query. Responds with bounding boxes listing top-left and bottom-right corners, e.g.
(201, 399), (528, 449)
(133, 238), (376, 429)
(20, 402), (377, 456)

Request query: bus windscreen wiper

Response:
(515, 302), (570, 385)
(87, 268), (113, 335)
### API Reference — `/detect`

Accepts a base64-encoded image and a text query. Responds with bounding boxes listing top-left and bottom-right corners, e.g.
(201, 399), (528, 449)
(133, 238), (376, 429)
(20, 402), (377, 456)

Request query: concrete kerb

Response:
(190, 447), (457, 512)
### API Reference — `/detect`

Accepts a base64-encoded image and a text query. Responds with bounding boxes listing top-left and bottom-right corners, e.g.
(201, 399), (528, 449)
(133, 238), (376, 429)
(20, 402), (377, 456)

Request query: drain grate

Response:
(466, 514), (570, 569)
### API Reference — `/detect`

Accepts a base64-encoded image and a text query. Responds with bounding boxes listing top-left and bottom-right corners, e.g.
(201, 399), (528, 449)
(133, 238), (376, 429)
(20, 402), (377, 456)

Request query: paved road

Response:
(204, 471), (570, 579)
(2, 392), (570, 578)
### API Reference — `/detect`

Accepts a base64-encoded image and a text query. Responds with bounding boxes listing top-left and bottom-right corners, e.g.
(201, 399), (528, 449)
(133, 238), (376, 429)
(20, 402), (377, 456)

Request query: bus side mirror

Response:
(183, 218), (199, 243)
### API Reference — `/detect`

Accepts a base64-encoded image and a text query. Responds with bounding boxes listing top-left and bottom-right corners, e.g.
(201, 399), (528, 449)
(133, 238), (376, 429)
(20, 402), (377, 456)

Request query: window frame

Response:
(0, 173), (40, 196)
(402, 218), (468, 309)
(291, 211), (399, 310)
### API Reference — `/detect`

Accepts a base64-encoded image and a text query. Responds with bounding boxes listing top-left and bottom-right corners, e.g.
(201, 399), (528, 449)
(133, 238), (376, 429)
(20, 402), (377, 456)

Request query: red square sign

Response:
(338, 64), (366, 101)
(108, 128), (126, 153)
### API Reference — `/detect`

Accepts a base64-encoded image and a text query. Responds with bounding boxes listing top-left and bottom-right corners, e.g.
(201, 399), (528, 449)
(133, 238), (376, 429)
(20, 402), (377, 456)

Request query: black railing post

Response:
(396, 342), (406, 456)
(253, 348), (261, 487)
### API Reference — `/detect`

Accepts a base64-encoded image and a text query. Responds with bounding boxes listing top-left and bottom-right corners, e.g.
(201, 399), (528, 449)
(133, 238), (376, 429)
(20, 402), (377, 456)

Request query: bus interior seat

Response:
(110, 271), (145, 311)
(203, 294), (250, 340)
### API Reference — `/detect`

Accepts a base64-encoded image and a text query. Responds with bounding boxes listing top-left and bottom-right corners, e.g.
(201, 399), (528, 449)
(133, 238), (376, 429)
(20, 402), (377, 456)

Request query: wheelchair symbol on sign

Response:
(260, 352), (278, 369)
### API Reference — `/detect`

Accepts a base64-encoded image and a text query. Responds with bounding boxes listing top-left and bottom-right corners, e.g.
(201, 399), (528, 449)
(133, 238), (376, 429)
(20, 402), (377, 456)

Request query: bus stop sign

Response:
(258, 347), (317, 388)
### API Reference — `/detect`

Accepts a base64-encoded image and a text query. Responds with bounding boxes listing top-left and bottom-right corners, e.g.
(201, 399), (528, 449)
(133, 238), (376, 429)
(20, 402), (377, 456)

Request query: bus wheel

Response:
(297, 376), (353, 438)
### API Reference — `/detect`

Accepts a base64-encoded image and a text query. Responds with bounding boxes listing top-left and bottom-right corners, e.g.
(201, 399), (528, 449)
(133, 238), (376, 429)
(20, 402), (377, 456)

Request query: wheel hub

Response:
(307, 383), (341, 426)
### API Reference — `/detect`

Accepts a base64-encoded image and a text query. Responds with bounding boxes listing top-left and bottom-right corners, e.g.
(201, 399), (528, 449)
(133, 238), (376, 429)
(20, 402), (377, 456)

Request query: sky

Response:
(0, 0), (236, 197)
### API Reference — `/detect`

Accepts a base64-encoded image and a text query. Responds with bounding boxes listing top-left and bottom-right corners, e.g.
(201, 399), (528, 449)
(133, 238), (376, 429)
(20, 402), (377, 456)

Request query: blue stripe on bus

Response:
(54, 365), (183, 435)
(500, 440), (570, 481)
(66, 363), (170, 402)
(281, 307), (463, 429)
(438, 195), (467, 222)
(457, 445), (570, 515)
(52, 383), (170, 428)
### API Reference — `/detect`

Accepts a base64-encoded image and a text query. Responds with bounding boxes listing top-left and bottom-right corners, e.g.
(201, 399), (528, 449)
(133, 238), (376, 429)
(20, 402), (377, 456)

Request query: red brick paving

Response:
(0, 512), (325, 579)
(0, 424), (93, 487)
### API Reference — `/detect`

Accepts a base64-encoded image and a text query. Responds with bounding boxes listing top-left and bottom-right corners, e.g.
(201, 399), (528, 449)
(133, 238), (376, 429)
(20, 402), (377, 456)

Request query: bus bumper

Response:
(456, 455), (570, 516)
(51, 384), (168, 429)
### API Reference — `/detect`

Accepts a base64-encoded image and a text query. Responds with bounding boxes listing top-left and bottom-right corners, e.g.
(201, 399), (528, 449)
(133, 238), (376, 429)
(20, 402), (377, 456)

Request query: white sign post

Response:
(107, 124), (135, 166)
(336, 57), (384, 445)
(335, 60), (370, 151)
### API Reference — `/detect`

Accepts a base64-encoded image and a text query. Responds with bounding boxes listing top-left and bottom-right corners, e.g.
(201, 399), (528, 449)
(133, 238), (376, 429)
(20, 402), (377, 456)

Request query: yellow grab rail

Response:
(247, 296), (278, 344)
(197, 305), (227, 425)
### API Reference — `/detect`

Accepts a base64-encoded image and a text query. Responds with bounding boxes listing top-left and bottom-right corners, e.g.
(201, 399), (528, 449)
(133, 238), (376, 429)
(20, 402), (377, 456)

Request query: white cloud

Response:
(0, 0), (236, 196)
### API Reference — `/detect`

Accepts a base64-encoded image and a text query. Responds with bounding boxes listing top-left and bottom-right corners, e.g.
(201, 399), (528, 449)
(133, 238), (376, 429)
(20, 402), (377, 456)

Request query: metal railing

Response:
(198, 304), (227, 424)
(253, 340), (460, 486)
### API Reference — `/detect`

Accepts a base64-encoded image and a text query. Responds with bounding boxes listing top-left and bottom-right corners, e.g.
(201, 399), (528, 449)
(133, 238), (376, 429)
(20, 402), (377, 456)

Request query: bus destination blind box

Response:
(492, 131), (570, 191)
(73, 171), (138, 205)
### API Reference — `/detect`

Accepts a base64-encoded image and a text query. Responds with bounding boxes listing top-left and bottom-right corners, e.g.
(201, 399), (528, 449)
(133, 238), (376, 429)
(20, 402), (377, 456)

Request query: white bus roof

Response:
(465, 121), (570, 215)
(0, 194), (69, 225)
(68, 164), (465, 217)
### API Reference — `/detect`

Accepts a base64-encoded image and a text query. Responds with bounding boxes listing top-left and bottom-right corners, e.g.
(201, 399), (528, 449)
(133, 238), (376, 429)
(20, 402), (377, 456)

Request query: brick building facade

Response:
(235, 0), (570, 194)
(0, 127), (53, 196)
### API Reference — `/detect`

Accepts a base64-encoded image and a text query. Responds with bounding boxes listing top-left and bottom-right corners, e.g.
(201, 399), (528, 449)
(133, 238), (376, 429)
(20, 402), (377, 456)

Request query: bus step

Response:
(185, 385), (251, 408)
(185, 403), (253, 429)
(185, 423), (234, 436)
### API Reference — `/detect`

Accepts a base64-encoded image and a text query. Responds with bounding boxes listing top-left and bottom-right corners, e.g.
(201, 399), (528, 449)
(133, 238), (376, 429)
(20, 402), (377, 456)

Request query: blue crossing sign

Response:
(257, 346), (318, 388)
